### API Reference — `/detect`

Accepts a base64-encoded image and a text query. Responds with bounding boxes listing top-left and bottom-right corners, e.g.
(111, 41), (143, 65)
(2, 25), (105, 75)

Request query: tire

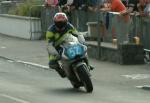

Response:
(76, 64), (93, 93)
(70, 81), (80, 89)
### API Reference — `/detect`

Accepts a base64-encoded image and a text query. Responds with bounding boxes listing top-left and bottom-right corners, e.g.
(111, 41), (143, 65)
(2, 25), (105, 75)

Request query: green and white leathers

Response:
(46, 23), (78, 61)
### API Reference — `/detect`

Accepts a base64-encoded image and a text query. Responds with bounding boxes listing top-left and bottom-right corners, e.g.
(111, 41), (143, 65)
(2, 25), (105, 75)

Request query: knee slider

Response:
(49, 61), (59, 69)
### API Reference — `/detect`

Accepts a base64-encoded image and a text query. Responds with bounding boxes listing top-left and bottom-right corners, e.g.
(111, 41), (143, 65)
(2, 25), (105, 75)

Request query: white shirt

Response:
(66, 0), (73, 5)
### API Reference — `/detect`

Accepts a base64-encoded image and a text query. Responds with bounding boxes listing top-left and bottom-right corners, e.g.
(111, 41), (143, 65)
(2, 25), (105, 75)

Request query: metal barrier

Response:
(96, 12), (150, 63)
(40, 8), (150, 49)
(96, 12), (131, 43)
(0, 1), (16, 14)
(93, 12), (150, 50)
(40, 6), (59, 38)
(142, 17), (150, 63)
(0, 1), (149, 63)
(40, 8), (98, 33)
(142, 17), (150, 50)
(29, 5), (44, 40)
(1, 2), (149, 51)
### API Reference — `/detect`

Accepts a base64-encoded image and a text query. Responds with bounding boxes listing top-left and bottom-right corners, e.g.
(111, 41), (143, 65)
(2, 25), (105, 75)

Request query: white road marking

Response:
(17, 60), (49, 69)
(122, 74), (150, 80)
(136, 85), (147, 88)
(136, 85), (150, 90)
(7, 60), (14, 63)
(0, 94), (30, 103)
(1, 46), (6, 49)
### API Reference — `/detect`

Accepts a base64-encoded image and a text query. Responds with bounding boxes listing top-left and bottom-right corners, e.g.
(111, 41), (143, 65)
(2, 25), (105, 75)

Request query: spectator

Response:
(138, 0), (147, 16)
(87, 0), (98, 12)
(44, 0), (58, 7)
(122, 0), (139, 12)
(97, 0), (105, 9)
(69, 0), (79, 10)
(78, 0), (88, 11)
(122, 0), (149, 16)
(144, 0), (150, 16)
(58, 0), (67, 6)
(58, 0), (74, 22)
(100, 0), (126, 12)
(58, 0), (72, 13)
(58, 0), (75, 11)
(111, 0), (126, 12)
(66, 0), (74, 5)
(58, 0), (67, 11)
(65, 0), (74, 9)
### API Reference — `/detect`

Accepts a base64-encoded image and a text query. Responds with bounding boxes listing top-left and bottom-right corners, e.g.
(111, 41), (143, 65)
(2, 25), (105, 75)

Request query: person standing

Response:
(100, 0), (126, 12)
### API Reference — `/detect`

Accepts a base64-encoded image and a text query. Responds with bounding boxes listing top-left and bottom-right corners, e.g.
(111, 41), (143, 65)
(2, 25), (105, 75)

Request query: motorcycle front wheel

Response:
(76, 64), (93, 93)
(70, 81), (80, 89)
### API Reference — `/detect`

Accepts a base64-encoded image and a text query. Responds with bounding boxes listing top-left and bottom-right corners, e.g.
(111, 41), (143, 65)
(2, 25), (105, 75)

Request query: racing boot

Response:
(55, 64), (66, 78)
(88, 65), (95, 71)
(49, 61), (66, 78)
(84, 58), (95, 71)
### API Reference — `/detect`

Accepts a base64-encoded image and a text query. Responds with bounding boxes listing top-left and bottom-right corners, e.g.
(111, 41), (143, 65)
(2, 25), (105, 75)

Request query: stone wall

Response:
(87, 41), (145, 65)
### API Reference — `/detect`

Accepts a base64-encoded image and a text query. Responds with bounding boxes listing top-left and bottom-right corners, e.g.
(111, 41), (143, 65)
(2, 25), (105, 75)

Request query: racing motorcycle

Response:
(56, 33), (93, 93)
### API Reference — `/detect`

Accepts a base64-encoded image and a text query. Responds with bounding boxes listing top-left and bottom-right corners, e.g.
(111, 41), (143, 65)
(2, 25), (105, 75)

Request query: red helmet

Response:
(53, 12), (68, 29)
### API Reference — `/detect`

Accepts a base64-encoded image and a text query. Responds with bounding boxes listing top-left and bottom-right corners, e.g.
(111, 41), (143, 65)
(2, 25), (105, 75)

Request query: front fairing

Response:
(60, 34), (88, 77)
(60, 33), (87, 60)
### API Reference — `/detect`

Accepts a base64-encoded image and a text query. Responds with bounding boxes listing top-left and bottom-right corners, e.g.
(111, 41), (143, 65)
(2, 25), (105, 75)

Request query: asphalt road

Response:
(0, 34), (150, 103)
(0, 58), (150, 103)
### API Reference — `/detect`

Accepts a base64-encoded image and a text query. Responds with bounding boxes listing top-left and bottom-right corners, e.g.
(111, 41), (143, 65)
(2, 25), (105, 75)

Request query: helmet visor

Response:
(55, 21), (67, 29)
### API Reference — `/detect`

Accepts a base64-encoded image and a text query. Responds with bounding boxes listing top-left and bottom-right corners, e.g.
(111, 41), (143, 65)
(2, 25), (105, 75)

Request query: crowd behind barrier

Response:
(0, 0), (150, 51)
(40, 4), (150, 49)
(99, 12), (150, 51)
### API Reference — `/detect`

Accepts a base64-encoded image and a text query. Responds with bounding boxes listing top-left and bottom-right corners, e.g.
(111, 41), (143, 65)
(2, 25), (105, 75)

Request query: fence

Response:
(97, 12), (150, 50)
(0, 2), (150, 51)
(40, 7), (150, 49)
(0, 1), (17, 14)
(40, 8), (98, 33)
(40, 6), (59, 38)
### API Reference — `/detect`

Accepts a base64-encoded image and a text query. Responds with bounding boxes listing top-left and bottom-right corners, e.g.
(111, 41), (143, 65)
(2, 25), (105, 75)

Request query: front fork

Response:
(73, 62), (91, 81)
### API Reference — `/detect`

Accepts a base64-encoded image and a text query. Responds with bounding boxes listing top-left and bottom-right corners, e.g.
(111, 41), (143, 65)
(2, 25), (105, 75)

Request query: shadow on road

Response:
(44, 87), (91, 95)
